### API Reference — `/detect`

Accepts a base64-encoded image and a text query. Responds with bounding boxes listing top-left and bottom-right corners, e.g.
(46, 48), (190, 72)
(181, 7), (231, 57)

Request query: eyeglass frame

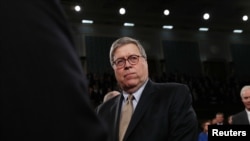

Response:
(112, 55), (145, 69)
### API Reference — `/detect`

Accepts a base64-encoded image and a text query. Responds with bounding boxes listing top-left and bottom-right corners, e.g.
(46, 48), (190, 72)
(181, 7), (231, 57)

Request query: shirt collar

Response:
(245, 109), (250, 115)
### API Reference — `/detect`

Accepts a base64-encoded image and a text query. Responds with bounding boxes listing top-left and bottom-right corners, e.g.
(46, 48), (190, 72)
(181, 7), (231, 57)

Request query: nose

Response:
(124, 59), (132, 68)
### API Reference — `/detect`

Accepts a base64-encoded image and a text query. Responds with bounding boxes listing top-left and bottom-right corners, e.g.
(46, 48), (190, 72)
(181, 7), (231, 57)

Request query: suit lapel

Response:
(114, 94), (123, 141)
(243, 111), (250, 124)
(123, 80), (155, 140)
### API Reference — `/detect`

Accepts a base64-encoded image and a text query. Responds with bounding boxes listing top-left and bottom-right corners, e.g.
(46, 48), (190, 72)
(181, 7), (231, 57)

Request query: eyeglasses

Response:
(113, 55), (144, 69)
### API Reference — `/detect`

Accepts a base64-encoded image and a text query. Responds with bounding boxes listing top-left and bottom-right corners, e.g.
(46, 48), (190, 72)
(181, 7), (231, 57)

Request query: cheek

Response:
(242, 99), (247, 103)
(138, 63), (148, 74)
(114, 70), (123, 80)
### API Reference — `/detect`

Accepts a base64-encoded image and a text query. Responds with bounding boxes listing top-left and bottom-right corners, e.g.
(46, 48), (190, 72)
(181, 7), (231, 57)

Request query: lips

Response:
(124, 72), (135, 78)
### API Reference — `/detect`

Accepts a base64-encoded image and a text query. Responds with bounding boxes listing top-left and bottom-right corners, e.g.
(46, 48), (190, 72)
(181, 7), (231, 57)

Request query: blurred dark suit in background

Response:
(0, 0), (108, 140)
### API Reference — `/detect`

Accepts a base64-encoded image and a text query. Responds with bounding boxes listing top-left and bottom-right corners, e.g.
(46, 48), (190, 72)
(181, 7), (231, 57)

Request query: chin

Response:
(123, 82), (137, 88)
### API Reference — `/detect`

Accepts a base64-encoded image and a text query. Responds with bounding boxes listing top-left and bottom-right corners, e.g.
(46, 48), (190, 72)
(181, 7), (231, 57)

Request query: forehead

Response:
(205, 122), (211, 125)
(114, 43), (140, 57)
(216, 114), (223, 117)
(242, 89), (250, 96)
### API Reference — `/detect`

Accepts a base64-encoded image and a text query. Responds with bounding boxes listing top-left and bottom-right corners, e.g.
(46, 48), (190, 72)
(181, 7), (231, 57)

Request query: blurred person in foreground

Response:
(0, 0), (108, 140)
(197, 120), (211, 141)
(232, 85), (250, 124)
(96, 36), (198, 141)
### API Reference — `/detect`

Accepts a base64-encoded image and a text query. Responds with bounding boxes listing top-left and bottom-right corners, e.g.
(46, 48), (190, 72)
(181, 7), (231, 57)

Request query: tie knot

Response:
(127, 95), (134, 101)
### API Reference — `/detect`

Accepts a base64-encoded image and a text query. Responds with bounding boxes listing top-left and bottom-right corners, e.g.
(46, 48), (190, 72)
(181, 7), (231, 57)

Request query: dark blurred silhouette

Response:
(0, 1), (108, 140)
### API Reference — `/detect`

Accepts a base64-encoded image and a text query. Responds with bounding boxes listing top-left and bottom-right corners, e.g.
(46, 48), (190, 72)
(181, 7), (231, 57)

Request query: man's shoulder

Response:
(148, 81), (190, 99)
(96, 95), (120, 113)
(233, 110), (246, 117)
(232, 110), (249, 124)
(151, 80), (187, 87)
(151, 81), (188, 91)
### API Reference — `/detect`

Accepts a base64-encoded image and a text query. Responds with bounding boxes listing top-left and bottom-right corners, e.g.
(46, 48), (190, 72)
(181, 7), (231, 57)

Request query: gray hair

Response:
(240, 85), (250, 98)
(109, 37), (147, 66)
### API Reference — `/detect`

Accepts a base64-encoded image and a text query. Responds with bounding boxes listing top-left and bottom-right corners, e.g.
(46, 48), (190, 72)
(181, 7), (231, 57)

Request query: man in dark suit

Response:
(96, 37), (198, 141)
(213, 112), (226, 125)
(0, 1), (107, 141)
(232, 85), (250, 124)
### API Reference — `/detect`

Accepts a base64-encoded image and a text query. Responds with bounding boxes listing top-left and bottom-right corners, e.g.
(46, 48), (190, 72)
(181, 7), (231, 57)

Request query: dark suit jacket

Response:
(96, 80), (198, 141)
(1, 1), (107, 140)
(232, 110), (250, 124)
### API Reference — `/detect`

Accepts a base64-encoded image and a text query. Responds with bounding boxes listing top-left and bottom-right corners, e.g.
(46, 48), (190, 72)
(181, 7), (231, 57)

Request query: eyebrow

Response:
(114, 54), (139, 60)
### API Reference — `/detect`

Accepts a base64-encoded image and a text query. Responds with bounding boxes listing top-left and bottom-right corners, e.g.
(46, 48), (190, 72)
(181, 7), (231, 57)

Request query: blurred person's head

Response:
(215, 112), (224, 124)
(201, 120), (211, 133)
(240, 85), (250, 111)
(103, 91), (120, 102)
